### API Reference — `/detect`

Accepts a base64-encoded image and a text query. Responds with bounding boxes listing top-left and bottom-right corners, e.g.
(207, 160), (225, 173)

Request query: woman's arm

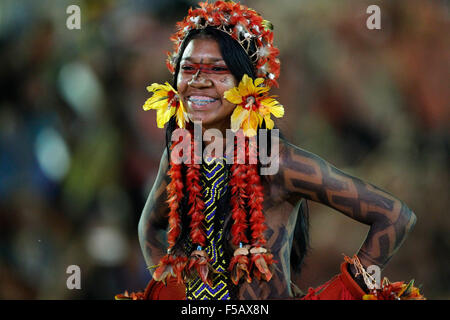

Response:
(138, 148), (170, 272)
(280, 140), (417, 271)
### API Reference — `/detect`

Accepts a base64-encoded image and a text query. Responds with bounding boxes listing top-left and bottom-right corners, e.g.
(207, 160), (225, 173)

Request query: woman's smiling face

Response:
(177, 37), (238, 133)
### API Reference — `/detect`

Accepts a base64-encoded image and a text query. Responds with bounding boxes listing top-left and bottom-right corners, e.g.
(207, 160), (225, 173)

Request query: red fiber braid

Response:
(166, 140), (184, 248)
(230, 139), (249, 246)
(245, 139), (267, 246)
(186, 135), (206, 246)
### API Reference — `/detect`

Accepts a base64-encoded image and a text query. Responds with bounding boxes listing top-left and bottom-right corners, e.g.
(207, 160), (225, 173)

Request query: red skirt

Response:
(116, 261), (364, 300)
(300, 261), (365, 300)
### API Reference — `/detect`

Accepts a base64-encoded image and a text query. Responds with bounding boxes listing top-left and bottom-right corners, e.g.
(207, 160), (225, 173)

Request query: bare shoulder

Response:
(274, 136), (333, 204)
(139, 147), (171, 229)
(152, 146), (170, 189)
(278, 136), (321, 167)
(259, 135), (307, 205)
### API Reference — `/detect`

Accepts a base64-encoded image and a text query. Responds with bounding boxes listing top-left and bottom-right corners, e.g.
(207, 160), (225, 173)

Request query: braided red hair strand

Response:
(230, 138), (249, 246)
(186, 135), (206, 246)
(244, 137), (276, 282)
(245, 139), (267, 246)
(166, 139), (184, 248)
(153, 136), (191, 284)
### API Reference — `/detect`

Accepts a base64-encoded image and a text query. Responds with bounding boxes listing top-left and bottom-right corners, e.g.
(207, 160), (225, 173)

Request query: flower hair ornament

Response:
(142, 75), (284, 136)
(225, 74), (284, 137)
(143, 82), (188, 129)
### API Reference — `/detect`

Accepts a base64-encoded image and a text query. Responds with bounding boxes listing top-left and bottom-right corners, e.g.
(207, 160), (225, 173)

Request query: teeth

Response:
(189, 96), (217, 105)
(192, 101), (211, 106)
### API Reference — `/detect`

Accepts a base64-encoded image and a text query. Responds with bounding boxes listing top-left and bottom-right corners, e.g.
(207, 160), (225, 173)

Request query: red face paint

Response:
(181, 63), (230, 75)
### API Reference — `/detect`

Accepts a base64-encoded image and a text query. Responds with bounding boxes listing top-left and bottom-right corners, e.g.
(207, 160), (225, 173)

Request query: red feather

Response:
(153, 254), (189, 285)
(229, 254), (251, 285)
(186, 138), (206, 246)
(185, 250), (215, 286)
(245, 140), (267, 247)
(166, 140), (184, 248)
(250, 252), (275, 282)
(230, 145), (249, 246)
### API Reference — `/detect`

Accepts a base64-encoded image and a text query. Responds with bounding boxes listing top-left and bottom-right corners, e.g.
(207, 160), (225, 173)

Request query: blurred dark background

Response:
(0, 0), (448, 299)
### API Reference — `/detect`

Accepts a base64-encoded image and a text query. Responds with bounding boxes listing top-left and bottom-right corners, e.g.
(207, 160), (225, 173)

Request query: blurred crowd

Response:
(0, 0), (448, 299)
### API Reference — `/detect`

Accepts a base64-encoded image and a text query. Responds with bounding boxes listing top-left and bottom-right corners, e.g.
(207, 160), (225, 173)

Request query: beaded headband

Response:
(166, 1), (281, 87)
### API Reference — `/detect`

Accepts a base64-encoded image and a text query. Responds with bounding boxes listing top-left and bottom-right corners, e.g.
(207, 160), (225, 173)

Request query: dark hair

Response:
(164, 27), (309, 297)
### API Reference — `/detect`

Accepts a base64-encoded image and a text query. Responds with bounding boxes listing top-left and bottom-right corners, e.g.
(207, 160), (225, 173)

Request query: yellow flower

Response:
(143, 82), (188, 129)
(224, 74), (284, 137)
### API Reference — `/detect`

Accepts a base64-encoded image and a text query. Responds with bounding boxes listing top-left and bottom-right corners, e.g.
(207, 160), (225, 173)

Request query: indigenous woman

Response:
(117, 1), (424, 300)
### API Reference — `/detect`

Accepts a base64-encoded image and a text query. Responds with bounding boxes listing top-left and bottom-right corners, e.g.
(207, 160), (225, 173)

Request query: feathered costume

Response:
(116, 1), (425, 301)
